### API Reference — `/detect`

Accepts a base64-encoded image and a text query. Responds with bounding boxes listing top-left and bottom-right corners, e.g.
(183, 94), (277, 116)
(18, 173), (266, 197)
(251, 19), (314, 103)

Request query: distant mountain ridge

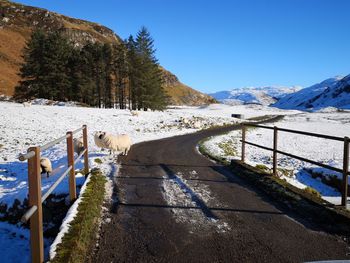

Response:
(209, 86), (301, 106)
(273, 75), (350, 110)
(0, 0), (214, 106)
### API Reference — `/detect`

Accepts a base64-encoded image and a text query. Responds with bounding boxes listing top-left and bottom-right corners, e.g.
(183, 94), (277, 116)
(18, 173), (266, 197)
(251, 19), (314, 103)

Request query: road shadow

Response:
(114, 159), (350, 237)
(118, 202), (284, 216)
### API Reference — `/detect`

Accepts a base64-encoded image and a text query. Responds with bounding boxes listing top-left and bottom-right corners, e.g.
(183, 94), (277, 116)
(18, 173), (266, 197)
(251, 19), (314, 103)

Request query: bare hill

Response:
(0, 0), (214, 105)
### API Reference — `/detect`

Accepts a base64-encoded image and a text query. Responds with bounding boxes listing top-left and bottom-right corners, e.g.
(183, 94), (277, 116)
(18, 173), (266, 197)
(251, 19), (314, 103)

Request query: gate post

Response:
(241, 124), (246, 162)
(342, 136), (349, 207)
(28, 146), (44, 263)
(66, 132), (76, 201)
(83, 125), (89, 175)
(273, 126), (278, 176)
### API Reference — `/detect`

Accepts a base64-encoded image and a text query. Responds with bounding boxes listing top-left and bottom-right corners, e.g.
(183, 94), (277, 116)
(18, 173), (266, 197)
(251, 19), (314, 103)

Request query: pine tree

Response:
(16, 30), (72, 101)
(113, 42), (129, 109)
(41, 31), (72, 100)
(102, 43), (113, 108)
(79, 43), (99, 106)
(135, 27), (168, 111)
(15, 30), (47, 99)
(126, 35), (142, 110)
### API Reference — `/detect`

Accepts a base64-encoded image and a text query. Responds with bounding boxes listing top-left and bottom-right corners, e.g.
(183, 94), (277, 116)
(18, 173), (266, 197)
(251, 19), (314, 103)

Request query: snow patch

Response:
(162, 170), (231, 233)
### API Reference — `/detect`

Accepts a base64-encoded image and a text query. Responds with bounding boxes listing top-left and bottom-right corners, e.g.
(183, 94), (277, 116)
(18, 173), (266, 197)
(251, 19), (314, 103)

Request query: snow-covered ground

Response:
(6, 101), (349, 261)
(0, 102), (298, 206)
(0, 101), (298, 262)
(203, 109), (350, 205)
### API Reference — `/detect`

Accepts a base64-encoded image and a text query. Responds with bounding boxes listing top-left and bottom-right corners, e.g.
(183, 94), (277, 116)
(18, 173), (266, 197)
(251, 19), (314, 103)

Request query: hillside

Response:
(0, 0), (214, 105)
(273, 75), (350, 110)
(161, 68), (216, 105)
(209, 86), (300, 106)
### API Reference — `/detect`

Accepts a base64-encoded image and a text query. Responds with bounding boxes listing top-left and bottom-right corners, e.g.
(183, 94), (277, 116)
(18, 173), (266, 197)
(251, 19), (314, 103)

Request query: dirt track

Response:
(92, 124), (350, 262)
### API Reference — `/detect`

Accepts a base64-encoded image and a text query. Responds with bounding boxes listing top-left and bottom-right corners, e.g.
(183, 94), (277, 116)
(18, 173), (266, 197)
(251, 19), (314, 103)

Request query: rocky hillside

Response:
(273, 75), (350, 110)
(209, 86), (300, 106)
(161, 68), (216, 105)
(0, 0), (214, 105)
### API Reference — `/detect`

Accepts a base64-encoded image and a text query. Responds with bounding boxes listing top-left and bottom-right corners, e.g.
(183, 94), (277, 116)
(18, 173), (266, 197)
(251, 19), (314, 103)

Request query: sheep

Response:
(179, 117), (189, 125)
(73, 137), (84, 155)
(40, 157), (52, 177)
(193, 121), (202, 129)
(94, 131), (107, 149)
(183, 118), (189, 124)
(100, 133), (132, 156)
(130, 110), (139, 117)
(23, 101), (32, 107)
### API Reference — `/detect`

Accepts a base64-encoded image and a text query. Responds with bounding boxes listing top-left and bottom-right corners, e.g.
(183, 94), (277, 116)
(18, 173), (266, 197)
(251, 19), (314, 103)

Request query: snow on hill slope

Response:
(273, 75), (350, 110)
(209, 86), (301, 106)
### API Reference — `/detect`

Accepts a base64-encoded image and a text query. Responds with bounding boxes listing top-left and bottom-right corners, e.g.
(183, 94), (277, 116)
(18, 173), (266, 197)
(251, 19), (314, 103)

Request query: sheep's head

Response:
(96, 131), (106, 140)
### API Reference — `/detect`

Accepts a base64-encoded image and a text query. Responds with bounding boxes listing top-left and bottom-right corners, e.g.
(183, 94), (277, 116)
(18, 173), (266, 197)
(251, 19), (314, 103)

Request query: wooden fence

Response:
(241, 123), (349, 208)
(18, 125), (89, 263)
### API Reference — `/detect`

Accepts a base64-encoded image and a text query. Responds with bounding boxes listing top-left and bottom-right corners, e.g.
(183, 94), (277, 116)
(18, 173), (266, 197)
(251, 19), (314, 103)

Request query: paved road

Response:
(92, 125), (350, 262)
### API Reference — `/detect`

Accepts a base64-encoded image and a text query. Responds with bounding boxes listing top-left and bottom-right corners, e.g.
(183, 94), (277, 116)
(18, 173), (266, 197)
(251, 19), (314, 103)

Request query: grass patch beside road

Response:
(51, 169), (106, 263)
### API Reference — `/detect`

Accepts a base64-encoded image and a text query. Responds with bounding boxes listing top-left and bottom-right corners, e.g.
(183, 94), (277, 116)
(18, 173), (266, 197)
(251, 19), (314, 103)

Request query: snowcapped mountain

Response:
(273, 75), (350, 110)
(209, 86), (301, 106)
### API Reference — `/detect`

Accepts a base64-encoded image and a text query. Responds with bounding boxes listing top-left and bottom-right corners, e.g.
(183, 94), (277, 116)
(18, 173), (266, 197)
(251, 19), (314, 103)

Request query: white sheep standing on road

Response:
(40, 157), (52, 177)
(100, 133), (132, 156)
(73, 137), (84, 155)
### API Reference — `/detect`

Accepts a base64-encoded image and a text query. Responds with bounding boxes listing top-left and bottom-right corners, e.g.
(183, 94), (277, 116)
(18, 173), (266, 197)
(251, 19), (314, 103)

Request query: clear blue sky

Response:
(14, 0), (350, 93)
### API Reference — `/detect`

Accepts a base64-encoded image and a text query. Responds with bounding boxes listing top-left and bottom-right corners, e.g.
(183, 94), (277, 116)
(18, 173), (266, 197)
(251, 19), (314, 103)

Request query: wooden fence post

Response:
(273, 126), (278, 176)
(241, 124), (246, 162)
(342, 136), (349, 207)
(66, 132), (76, 201)
(83, 125), (89, 175)
(28, 146), (44, 263)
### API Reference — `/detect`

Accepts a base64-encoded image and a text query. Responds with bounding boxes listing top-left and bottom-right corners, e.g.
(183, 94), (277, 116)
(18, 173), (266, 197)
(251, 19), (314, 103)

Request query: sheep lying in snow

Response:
(99, 133), (132, 156)
(181, 117), (189, 124)
(130, 110), (139, 117)
(193, 121), (202, 129)
(23, 102), (32, 107)
(73, 137), (84, 155)
(94, 131), (107, 149)
(40, 157), (52, 177)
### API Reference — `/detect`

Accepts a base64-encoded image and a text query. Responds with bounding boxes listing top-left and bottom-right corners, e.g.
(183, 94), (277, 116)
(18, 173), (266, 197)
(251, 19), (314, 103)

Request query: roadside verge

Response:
(50, 168), (106, 263)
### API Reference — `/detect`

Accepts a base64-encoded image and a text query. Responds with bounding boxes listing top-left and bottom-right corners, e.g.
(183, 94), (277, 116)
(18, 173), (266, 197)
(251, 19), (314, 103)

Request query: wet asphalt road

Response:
(92, 124), (350, 263)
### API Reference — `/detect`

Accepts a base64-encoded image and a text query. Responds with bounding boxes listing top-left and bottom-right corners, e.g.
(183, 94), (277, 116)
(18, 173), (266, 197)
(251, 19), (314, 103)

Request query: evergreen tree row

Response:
(15, 27), (169, 111)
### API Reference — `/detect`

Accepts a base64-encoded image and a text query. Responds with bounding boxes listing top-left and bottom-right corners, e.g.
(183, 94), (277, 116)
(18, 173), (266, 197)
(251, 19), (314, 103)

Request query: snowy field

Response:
(203, 108), (350, 205)
(0, 101), (297, 262)
(0, 102), (298, 207)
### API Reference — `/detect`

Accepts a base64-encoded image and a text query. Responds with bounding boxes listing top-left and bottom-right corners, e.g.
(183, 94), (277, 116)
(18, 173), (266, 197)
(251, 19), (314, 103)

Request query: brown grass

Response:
(0, 28), (28, 95)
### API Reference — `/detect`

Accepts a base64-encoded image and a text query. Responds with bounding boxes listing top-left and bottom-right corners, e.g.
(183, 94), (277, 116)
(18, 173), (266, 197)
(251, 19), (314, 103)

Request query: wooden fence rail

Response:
(18, 125), (89, 263)
(241, 123), (350, 208)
